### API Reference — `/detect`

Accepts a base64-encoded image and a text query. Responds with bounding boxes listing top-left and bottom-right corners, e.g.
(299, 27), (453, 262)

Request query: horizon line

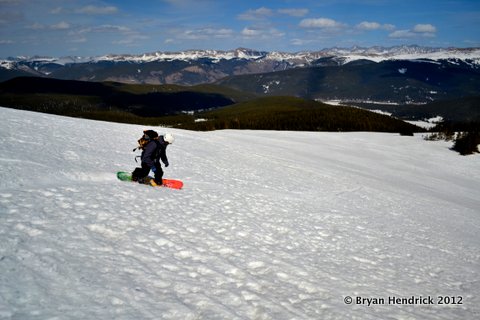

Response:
(3, 44), (480, 59)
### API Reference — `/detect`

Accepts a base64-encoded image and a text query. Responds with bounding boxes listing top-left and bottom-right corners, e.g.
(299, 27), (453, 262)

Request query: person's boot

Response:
(154, 172), (163, 186)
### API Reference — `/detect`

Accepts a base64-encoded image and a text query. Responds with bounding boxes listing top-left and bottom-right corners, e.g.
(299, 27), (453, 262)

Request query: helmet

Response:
(164, 133), (175, 144)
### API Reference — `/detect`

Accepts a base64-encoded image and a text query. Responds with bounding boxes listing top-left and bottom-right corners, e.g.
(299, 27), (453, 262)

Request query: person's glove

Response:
(151, 166), (157, 173)
(164, 161), (169, 167)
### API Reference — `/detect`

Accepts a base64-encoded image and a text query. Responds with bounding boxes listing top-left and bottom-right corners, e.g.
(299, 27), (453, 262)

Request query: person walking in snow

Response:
(132, 130), (174, 186)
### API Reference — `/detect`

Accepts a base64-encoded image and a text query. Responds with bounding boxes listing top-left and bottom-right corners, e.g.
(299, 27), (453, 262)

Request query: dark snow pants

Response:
(132, 163), (163, 185)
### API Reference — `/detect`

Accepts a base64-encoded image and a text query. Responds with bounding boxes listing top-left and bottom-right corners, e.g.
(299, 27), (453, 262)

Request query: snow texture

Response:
(0, 107), (479, 320)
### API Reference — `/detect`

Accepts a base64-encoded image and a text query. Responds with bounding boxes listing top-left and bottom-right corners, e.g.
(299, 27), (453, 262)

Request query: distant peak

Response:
(2, 46), (479, 68)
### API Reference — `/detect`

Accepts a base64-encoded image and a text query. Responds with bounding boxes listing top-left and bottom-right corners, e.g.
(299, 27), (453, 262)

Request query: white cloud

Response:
(182, 28), (234, 40)
(76, 5), (118, 15)
(241, 27), (260, 37)
(389, 29), (415, 38)
(299, 18), (345, 29)
(113, 34), (149, 46)
(238, 7), (273, 20)
(278, 8), (309, 17)
(68, 24), (147, 47)
(383, 24), (395, 31)
(241, 27), (285, 39)
(51, 21), (70, 30)
(356, 21), (395, 31)
(210, 28), (235, 38)
(77, 25), (131, 34)
(413, 24), (436, 33)
(71, 25), (133, 43)
(290, 38), (315, 46)
(389, 24), (437, 39)
(238, 7), (308, 21)
(357, 21), (381, 30)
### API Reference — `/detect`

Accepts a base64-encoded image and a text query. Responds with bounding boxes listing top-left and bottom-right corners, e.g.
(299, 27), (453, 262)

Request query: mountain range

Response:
(2, 46), (479, 85)
(217, 57), (480, 105)
(1, 45), (479, 121)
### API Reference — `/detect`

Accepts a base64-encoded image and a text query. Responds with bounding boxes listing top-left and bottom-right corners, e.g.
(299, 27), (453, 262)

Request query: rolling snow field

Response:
(0, 107), (479, 320)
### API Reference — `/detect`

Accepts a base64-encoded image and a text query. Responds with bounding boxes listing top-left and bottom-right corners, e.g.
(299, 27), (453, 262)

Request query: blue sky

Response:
(1, 0), (479, 57)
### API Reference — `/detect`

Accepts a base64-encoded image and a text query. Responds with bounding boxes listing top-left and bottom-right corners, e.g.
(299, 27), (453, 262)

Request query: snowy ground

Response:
(0, 107), (479, 320)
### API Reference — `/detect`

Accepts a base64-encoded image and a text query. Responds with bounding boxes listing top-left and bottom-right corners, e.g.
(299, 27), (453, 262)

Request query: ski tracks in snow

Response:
(1, 108), (480, 319)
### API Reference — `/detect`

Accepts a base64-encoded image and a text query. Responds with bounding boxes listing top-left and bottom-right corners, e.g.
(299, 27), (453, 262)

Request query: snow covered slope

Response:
(0, 107), (479, 320)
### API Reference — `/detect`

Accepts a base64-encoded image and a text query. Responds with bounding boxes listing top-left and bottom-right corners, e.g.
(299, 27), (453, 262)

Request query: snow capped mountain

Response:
(3, 48), (270, 65)
(4, 55), (92, 66)
(1, 46), (479, 89)
(337, 46), (480, 65)
(0, 60), (15, 70)
(1, 106), (479, 319)
(3, 46), (480, 67)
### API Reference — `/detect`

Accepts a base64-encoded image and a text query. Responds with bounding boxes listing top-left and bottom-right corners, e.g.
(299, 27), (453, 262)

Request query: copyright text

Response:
(344, 295), (463, 306)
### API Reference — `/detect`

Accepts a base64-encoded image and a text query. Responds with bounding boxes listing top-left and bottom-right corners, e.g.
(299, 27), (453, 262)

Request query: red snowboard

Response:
(117, 171), (183, 189)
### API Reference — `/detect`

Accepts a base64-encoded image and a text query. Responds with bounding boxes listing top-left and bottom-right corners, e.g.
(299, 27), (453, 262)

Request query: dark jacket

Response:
(141, 136), (169, 169)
